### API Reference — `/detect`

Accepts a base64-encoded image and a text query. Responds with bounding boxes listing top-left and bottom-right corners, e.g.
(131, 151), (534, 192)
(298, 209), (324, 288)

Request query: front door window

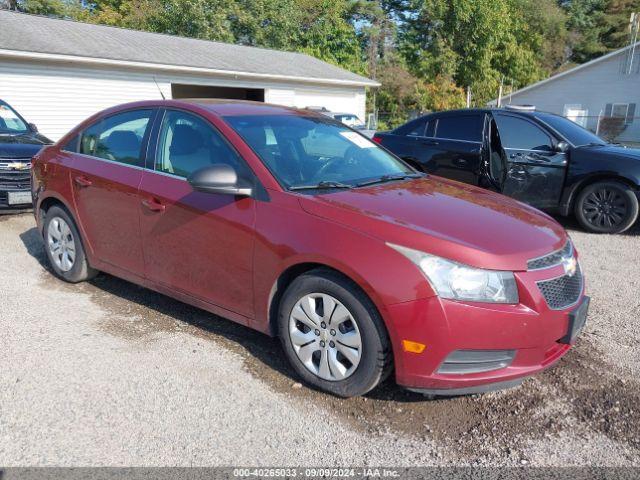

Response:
(156, 110), (249, 178)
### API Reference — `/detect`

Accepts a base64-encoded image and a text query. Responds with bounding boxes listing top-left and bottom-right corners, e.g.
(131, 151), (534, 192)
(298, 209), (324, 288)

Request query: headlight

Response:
(387, 243), (519, 304)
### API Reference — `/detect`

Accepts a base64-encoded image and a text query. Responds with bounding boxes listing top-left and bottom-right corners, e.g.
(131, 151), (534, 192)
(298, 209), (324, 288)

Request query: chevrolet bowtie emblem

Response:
(7, 162), (30, 170)
(562, 256), (577, 277)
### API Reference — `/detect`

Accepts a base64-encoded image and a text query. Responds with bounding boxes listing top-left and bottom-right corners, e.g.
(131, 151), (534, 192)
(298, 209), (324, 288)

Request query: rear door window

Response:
(494, 114), (553, 151)
(435, 115), (483, 142)
(80, 109), (153, 166)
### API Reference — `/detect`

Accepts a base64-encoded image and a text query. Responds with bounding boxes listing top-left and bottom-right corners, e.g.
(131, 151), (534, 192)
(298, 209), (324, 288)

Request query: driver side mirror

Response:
(29, 123), (38, 133)
(555, 141), (570, 153)
(187, 164), (253, 197)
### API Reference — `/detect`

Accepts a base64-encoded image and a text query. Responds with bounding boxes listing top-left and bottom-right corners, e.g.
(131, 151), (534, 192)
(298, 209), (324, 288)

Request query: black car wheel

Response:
(575, 181), (639, 234)
(278, 268), (392, 397)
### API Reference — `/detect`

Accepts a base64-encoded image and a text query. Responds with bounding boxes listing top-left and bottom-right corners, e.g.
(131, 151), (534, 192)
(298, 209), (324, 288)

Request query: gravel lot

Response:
(0, 213), (639, 467)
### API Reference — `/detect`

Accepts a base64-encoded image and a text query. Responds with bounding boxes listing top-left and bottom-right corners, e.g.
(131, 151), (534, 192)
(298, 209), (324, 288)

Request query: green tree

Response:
(395, 0), (545, 104)
(562, 0), (639, 62)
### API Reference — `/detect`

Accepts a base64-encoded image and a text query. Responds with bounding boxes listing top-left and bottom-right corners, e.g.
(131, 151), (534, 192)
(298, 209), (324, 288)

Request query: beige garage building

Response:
(0, 10), (378, 140)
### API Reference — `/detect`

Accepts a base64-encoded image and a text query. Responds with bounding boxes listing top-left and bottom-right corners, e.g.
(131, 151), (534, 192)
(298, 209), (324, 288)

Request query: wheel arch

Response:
(266, 261), (389, 342)
(562, 173), (640, 216)
(36, 194), (76, 234)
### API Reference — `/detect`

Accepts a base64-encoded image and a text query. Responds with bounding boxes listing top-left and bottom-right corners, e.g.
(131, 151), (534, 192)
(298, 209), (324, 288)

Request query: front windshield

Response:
(224, 114), (414, 189)
(535, 112), (606, 147)
(0, 102), (29, 134)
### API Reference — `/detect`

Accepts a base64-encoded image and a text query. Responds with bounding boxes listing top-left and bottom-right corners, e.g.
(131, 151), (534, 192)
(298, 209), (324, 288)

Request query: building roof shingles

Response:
(0, 10), (378, 87)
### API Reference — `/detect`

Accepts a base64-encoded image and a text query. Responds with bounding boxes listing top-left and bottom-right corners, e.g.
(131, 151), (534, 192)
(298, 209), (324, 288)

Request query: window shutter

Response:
(626, 103), (636, 125)
(604, 103), (613, 117)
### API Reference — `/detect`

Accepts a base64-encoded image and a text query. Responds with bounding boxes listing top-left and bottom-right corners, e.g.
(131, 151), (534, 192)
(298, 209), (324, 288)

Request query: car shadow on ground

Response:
(18, 225), (425, 403)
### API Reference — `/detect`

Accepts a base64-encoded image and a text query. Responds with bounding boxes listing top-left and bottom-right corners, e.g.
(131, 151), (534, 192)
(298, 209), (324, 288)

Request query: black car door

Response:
(378, 117), (429, 166)
(493, 113), (567, 209)
(414, 113), (485, 185)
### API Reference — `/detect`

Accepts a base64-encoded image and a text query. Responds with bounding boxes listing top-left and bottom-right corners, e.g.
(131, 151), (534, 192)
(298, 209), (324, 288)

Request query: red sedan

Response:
(31, 100), (588, 397)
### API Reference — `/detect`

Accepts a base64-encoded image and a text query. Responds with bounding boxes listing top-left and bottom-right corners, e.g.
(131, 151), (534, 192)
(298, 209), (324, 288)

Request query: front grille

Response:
(528, 241), (572, 270)
(0, 170), (30, 189)
(537, 264), (583, 310)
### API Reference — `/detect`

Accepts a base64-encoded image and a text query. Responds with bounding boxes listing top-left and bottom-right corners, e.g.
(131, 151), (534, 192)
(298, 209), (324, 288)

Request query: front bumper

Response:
(385, 264), (587, 395)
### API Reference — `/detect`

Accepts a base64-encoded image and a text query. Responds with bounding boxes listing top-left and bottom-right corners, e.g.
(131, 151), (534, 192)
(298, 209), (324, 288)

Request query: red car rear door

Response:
(71, 109), (156, 275)
(138, 109), (256, 320)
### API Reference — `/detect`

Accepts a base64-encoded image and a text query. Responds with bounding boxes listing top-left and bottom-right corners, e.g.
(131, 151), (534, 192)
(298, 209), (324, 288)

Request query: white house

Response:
(0, 10), (379, 141)
(490, 41), (640, 144)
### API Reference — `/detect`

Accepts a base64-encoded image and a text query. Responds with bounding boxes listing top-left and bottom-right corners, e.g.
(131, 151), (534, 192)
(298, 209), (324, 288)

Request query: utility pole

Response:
(628, 12), (639, 74)
(497, 77), (504, 108)
(466, 87), (471, 108)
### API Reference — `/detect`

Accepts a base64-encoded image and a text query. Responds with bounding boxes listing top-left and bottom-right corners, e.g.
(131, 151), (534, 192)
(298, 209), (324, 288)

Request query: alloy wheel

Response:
(582, 186), (629, 230)
(288, 293), (362, 381)
(47, 216), (76, 272)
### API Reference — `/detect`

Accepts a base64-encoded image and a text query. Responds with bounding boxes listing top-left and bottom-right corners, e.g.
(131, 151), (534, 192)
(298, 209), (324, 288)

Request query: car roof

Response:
(423, 107), (560, 119)
(100, 98), (325, 118)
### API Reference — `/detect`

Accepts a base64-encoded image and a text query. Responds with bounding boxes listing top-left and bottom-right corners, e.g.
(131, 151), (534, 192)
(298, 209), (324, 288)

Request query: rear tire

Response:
(43, 206), (98, 283)
(278, 269), (392, 397)
(575, 181), (639, 234)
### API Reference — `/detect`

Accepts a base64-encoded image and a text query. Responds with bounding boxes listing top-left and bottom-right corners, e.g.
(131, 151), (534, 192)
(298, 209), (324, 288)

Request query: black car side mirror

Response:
(188, 164), (253, 197)
(555, 141), (570, 153)
(29, 123), (38, 133)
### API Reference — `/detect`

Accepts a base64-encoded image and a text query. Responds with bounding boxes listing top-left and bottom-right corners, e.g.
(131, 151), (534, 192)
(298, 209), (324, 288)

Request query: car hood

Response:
(298, 177), (568, 271)
(0, 132), (51, 159)
(581, 144), (640, 159)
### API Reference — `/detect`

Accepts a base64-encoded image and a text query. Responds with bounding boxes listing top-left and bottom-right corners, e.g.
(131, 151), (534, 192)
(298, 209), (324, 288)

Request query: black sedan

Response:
(373, 107), (640, 234)
(0, 99), (52, 211)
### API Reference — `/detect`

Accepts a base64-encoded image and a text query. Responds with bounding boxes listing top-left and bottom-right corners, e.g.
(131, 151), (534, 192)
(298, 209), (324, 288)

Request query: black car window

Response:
(435, 115), (483, 142)
(0, 101), (29, 134)
(156, 110), (248, 179)
(534, 112), (605, 147)
(80, 110), (153, 166)
(494, 114), (553, 151)
(425, 121), (436, 137)
(395, 118), (428, 137)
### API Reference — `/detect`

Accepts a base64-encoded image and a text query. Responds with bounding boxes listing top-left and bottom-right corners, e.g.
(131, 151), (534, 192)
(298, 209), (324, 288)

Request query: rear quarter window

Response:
(394, 118), (428, 137)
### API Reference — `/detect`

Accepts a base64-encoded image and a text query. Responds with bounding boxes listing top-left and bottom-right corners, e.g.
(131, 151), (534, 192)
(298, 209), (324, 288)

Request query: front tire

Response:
(575, 181), (639, 234)
(278, 269), (392, 397)
(43, 206), (98, 283)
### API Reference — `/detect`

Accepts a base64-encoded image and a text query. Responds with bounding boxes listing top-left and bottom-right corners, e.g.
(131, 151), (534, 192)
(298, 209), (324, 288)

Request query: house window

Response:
(563, 104), (588, 128)
(604, 103), (637, 125)
(611, 103), (629, 118)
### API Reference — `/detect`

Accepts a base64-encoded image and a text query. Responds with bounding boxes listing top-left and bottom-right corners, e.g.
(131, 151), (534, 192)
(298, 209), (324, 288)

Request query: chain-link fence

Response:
(565, 114), (640, 147)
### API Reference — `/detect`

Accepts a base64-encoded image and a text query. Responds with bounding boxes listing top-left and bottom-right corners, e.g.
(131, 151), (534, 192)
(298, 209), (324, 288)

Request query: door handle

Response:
(74, 176), (92, 188)
(141, 198), (165, 213)
(421, 140), (439, 146)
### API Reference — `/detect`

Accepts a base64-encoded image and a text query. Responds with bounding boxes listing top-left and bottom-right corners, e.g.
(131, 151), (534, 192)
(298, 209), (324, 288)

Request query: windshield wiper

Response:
(579, 142), (607, 147)
(356, 173), (423, 188)
(289, 180), (353, 191)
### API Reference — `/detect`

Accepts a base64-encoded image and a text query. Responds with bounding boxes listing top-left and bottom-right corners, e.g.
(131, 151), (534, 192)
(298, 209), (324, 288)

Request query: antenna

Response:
(153, 76), (166, 100)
